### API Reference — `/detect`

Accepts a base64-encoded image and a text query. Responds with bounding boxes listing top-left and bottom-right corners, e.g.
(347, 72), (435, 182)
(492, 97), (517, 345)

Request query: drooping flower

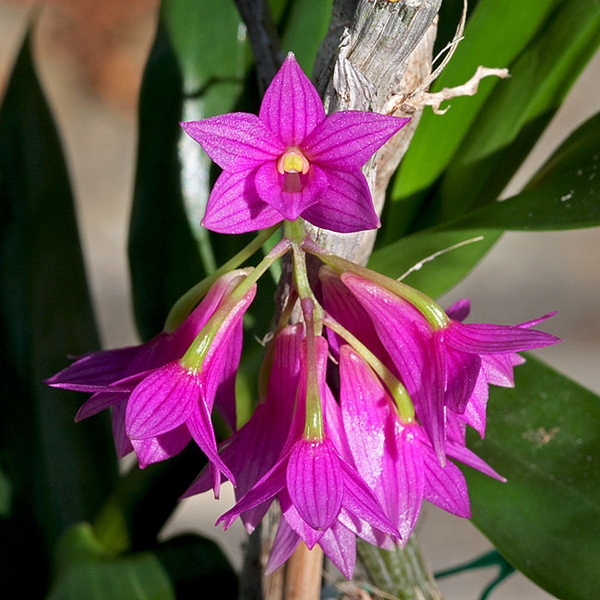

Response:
(182, 324), (303, 526)
(181, 53), (410, 234)
(318, 264), (561, 461)
(215, 332), (399, 578)
(338, 345), (504, 539)
(47, 270), (256, 489)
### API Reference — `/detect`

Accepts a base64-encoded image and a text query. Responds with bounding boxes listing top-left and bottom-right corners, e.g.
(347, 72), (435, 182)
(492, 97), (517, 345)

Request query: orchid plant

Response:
(1, 1), (599, 600)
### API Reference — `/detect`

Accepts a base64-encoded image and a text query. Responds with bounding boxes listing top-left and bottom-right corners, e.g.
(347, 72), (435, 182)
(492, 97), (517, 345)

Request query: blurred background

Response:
(1, 1), (598, 598)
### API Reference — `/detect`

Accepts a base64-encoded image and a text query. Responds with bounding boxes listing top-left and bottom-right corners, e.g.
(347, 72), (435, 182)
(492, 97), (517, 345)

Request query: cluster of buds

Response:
(48, 54), (560, 577)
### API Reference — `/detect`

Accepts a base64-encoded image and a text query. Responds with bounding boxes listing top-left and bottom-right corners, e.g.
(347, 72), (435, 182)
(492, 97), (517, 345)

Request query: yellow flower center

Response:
(277, 149), (310, 175)
(276, 149), (310, 194)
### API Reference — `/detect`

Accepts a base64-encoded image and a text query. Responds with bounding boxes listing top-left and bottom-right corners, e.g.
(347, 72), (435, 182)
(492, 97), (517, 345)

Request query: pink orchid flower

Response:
(181, 53), (409, 234)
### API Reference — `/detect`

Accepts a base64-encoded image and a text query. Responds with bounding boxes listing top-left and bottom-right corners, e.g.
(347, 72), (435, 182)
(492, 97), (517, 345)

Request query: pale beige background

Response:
(2, 2), (598, 598)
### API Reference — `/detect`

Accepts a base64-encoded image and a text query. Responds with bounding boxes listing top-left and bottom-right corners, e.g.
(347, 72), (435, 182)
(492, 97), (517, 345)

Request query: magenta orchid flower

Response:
(182, 324), (303, 529)
(215, 333), (399, 578)
(339, 345), (505, 537)
(181, 53), (409, 235)
(319, 267), (561, 462)
(47, 271), (255, 489)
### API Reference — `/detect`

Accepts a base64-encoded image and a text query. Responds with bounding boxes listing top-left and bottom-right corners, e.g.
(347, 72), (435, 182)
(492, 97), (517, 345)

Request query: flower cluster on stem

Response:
(48, 53), (561, 578)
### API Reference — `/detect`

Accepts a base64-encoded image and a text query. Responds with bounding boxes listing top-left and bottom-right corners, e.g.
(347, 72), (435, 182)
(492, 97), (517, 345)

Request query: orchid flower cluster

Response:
(47, 54), (560, 578)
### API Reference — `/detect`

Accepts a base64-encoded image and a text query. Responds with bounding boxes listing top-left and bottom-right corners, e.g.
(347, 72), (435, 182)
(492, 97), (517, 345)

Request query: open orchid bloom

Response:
(181, 53), (409, 234)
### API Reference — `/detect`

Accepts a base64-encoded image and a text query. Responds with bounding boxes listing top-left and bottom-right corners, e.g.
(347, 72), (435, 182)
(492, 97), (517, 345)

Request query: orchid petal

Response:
(217, 460), (286, 530)
(255, 161), (327, 220)
(112, 401), (133, 459)
(126, 363), (198, 438)
(265, 518), (300, 575)
(186, 403), (236, 495)
(446, 321), (561, 354)
(380, 423), (424, 539)
(181, 113), (284, 171)
(279, 491), (325, 549)
(287, 438), (343, 530)
(444, 347), (482, 414)
(339, 346), (387, 487)
(301, 169), (380, 232)
(132, 425), (191, 468)
(303, 111), (410, 169)
(445, 298), (471, 322)
(446, 440), (506, 482)
(482, 353), (519, 387)
(202, 169), (283, 234)
(46, 345), (138, 388)
(75, 390), (127, 422)
(338, 459), (399, 538)
(422, 447), (471, 518)
(259, 52), (325, 146)
(320, 269), (386, 359)
(459, 370), (489, 437)
(319, 523), (356, 579)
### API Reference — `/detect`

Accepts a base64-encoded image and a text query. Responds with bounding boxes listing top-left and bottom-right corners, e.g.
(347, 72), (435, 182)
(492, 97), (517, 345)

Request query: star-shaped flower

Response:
(181, 53), (409, 234)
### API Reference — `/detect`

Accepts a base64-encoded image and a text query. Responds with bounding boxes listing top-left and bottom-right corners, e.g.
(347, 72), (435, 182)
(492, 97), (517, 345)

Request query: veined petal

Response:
(320, 269), (387, 359)
(75, 390), (127, 422)
(301, 169), (380, 233)
(319, 523), (357, 579)
(279, 491), (325, 549)
(444, 347), (482, 415)
(181, 113), (284, 171)
(379, 423), (424, 540)
(459, 370), (489, 437)
(132, 424), (191, 468)
(217, 453), (290, 530)
(446, 440), (506, 482)
(445, 298), (471, 322)
(265, 518), (301, 575)
(211, 317), (244, 431)
(186, 406), (235, 495)
(259, 52), (325, 146)
(338, 459), (399, 538)
(112, 402), (133, 459)
(482, 353), (520, 387)
(287, 438), (344, 530)
(126, 362), (198, 439)
(421, 445), (471, 518)
(302, 111), (410, 169)
(339, 346), (387, 487)
(446, 321), (561, 354)
(255, 161), (327, 220)
(45, 345), (139, 389)
(202, 169), (283, 234)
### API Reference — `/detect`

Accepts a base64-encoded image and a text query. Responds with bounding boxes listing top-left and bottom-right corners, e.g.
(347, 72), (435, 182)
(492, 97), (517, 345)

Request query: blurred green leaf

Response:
(437, 0), (600, 219)
(277, 0), (333, 73)
(439, 110), (600, 231)
(48, 523), (175, 600)
(382, 0), (561, 239)
(369, 229), (500, 299)
(465, 357), (600, 600)
(130, 1), (265, 341)
(0, 28), (117, 594)
(156, 534), (238, 599)
(371, 108), (600, 298)
(129, 18), (205, 341)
